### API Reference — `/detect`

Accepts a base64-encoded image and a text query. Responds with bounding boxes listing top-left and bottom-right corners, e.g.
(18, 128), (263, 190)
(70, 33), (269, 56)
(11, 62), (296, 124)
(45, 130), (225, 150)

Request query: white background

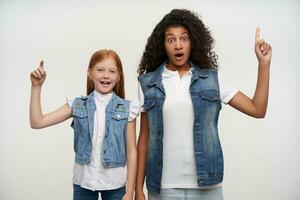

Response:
(0, 0), (299, 199)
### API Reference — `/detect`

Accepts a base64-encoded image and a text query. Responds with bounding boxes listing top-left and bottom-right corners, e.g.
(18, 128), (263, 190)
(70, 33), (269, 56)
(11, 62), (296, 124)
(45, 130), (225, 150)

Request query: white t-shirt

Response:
(68, 91), (139, 191)
(138, 66), (238, 189)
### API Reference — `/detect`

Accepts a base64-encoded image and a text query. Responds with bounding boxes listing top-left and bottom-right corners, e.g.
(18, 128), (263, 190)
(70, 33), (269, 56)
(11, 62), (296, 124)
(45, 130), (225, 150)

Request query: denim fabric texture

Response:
(73, 184), (126, 200)
(71, 92), (130, 167)
(139, 61), (223, 194)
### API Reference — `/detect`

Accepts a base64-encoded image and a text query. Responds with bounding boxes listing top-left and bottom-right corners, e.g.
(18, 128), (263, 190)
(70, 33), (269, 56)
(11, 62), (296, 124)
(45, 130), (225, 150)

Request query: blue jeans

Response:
(148, 187), (223, 200)
(73, 184), (126, 200)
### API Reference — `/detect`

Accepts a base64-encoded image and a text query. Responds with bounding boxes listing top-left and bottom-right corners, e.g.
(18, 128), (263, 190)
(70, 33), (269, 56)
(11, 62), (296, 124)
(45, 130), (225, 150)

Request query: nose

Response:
(175, 40), (182, 50)
(104, 70), (109, 78)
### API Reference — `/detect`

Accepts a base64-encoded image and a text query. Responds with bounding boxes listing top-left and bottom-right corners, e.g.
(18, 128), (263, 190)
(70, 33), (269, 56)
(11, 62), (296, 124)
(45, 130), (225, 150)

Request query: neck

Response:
(166, 62), (190, 78)
(93, 90), (113, 103)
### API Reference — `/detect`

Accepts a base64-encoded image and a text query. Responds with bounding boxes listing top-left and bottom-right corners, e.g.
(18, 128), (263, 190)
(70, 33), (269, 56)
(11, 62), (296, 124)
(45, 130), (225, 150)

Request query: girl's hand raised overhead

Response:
(255, 27), (272, 65)
(30, 60), (46, 86)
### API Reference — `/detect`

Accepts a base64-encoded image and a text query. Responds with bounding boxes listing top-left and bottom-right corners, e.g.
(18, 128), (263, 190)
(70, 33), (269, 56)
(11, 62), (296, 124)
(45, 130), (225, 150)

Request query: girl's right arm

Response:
(30, 61), (72, 129)
(135, 112), (149, 200)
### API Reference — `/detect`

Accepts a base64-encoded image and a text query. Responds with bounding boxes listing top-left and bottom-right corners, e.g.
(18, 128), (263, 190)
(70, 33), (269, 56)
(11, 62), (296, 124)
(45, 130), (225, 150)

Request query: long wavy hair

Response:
(138, 9), (218, 74)
(87, 49), (125, 98)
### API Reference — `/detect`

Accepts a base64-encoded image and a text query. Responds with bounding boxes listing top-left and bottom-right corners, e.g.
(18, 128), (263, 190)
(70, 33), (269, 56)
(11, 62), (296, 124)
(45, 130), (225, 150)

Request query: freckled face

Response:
(88, 57), (120, 94)
(164, 26), (191, 69)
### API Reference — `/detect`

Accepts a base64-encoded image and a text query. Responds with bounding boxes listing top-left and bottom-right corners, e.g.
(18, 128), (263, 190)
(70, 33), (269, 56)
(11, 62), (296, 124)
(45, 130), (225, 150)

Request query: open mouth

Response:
(174, 53), (184, 60)
(100, 81), (111, 87)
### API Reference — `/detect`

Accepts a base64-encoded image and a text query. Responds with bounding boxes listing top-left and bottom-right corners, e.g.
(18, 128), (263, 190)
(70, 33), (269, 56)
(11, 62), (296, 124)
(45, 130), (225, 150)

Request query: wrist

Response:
(124, 190), (134, 198)
(31, 85), (42, 89)
(258, 59), (271, 67)
(135, 187), (144, 194)
(126, 185), (135, 195)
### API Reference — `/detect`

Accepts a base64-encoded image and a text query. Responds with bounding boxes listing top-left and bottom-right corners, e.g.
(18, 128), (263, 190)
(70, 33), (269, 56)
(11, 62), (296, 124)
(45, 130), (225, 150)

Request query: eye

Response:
(97, 68), (104, 72)
(167, 38), (175, 43)
(110, 70), (117, 73)
(181, 36), (189, 41)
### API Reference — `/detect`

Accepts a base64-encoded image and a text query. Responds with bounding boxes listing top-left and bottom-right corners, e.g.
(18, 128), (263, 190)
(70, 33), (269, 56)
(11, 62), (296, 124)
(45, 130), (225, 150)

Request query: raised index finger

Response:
(39, 60), (44, 70)
(255, 27), (260, 45)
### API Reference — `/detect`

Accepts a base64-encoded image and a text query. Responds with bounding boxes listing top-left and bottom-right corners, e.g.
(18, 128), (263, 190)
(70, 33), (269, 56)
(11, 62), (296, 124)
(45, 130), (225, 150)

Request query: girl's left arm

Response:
(123, 119), (137, 200)
(228, 27), (272, 118)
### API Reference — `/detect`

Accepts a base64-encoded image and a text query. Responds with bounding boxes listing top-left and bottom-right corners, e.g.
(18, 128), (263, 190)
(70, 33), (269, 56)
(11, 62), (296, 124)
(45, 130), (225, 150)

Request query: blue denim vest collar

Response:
(71, 91), (130, 167)
(139, 61), (223, 194)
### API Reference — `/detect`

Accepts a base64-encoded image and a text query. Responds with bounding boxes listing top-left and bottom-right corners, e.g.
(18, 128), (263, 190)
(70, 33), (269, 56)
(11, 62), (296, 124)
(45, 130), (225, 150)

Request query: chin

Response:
(175, 61), (188, 68)
(170, 58), (187, 66)
(96, 88), (113, 94)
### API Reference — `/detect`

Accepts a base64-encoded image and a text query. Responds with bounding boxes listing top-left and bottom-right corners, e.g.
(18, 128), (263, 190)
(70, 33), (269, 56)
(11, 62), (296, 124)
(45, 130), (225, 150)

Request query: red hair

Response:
(86, 49), (125, 98)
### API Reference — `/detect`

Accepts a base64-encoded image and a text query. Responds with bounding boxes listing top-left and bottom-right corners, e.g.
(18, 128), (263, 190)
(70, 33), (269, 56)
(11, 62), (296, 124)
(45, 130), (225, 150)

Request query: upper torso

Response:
(139, 65), (238, 189)
(68, 91), (139, 191)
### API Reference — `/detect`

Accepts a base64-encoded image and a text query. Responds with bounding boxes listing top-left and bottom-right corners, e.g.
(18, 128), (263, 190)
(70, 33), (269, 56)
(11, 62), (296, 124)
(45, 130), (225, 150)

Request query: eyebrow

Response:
(165, 33), (175, 37)
(165, 32), (189, 37)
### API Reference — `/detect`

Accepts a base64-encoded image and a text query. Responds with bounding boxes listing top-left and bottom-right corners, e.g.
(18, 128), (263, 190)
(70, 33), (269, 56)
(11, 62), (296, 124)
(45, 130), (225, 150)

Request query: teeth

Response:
(101, 81), (110, 84)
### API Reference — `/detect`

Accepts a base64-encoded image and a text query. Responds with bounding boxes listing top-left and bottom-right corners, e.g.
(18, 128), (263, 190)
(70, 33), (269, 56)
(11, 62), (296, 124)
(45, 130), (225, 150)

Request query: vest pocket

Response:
(112, 112), (128, 120)
(199, 90), (220, 101)
(111, 112), (128, 137)
(199, 90), (221, 114)
(72, 109), (88, 118)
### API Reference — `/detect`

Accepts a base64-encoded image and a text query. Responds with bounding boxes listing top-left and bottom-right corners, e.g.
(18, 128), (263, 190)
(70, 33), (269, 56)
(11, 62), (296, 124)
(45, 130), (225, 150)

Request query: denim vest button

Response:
(117, 114), (121, 118)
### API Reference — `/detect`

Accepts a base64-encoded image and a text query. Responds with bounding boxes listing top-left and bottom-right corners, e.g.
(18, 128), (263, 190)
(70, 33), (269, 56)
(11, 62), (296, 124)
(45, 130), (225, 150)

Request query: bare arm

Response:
(135, 112), (149, 200)
(30, 61), (72, 129)
(123, 119), (137, 200)
(229, 28), (272, 118)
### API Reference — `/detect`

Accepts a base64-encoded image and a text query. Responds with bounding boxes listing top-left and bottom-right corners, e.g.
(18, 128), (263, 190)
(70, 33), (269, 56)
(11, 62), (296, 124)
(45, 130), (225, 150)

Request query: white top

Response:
(138, 66), (238, 189)
(67, 91), (139, 191)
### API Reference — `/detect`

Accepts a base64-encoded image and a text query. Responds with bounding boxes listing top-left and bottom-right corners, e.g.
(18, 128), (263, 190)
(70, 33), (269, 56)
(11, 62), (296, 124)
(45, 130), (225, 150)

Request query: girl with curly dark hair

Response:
(136, 9), (271, 200)
(138, 9), (218, 75)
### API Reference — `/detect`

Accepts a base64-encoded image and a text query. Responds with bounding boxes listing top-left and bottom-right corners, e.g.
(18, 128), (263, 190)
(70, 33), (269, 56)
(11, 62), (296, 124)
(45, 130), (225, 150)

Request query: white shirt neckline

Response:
(93, 90), (112, 104)
(162, 65), (193, 79)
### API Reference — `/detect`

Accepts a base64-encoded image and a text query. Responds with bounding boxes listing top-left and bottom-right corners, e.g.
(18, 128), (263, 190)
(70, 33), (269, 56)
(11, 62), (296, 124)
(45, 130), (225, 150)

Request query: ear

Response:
(87, 68), (92, 80)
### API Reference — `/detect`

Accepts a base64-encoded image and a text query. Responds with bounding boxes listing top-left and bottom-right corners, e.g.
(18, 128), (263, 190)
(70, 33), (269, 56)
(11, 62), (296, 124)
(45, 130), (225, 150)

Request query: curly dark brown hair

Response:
(138, 9), (218, 74)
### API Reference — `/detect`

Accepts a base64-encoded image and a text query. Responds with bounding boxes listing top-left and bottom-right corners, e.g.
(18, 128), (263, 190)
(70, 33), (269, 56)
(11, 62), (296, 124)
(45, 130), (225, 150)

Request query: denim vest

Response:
(71, 92), (130, 168)
(138, 61), (223, 194)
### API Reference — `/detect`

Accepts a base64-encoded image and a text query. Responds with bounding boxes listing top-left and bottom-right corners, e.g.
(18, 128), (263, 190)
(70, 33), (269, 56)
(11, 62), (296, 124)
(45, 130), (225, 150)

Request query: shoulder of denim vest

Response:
(138, 61), (167, 86)
(138, 70), (157, 82)
(71, 93), (93, 108)
(71, 97), (86, 110)
(110, 93), (130, 114)
(112, 92), (130, 106)
(190, 61), (218, 78)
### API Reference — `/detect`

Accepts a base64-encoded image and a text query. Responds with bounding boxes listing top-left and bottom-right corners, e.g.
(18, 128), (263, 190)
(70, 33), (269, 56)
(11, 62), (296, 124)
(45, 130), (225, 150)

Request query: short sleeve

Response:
(66, 97), (74, 108)
(138, 82), (146, 112)
(128, 100), (140, 122)
(218, 73), (239, 104)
